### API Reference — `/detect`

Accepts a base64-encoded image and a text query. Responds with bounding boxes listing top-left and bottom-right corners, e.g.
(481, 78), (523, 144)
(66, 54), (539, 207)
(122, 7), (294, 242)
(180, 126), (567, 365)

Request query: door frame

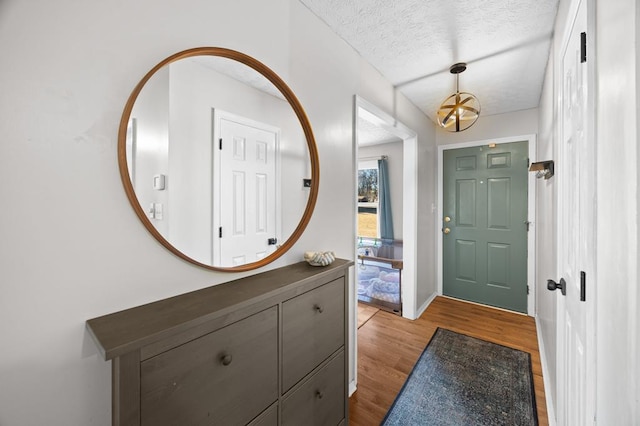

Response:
(353, 96), (418, 321)
(437, 134), (537, 315)
(350, 95), (418, 395)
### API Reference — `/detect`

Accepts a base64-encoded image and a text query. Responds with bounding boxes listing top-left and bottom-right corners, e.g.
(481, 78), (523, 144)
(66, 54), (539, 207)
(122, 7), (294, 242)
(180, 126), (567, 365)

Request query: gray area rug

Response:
(382, 328), (538, 425)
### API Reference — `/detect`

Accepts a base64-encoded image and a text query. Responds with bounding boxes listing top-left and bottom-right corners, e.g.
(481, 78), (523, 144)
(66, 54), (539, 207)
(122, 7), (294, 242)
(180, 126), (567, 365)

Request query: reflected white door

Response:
(557, 0), (596, 424)
(213, 110), (279, 267)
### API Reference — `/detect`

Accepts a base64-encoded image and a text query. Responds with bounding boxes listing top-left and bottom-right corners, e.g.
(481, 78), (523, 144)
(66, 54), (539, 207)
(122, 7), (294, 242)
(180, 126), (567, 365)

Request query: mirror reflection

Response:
(123, 52), (313, 269)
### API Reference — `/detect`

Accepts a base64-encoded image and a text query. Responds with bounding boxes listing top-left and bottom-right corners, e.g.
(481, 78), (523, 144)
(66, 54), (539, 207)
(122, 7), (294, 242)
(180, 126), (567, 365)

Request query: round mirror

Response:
(118, 47), (319, 271)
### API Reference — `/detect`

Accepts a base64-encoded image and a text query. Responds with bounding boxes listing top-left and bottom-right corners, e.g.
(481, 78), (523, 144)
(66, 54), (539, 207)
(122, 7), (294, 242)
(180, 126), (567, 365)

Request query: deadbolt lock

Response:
(444, 216), (451, 222)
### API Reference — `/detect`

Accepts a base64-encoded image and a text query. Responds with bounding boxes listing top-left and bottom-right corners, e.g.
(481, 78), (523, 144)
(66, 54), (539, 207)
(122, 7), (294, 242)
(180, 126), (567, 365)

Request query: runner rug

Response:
(382, 328), (538, 425)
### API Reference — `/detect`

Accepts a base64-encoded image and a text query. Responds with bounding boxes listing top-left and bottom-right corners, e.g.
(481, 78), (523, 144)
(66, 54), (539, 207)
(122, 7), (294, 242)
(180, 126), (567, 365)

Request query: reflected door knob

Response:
(443, 227), (451, 234)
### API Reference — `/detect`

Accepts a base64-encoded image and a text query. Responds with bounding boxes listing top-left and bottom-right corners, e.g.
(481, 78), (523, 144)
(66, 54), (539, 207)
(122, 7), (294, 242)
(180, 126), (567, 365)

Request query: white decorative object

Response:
(304, 251), (336, 266)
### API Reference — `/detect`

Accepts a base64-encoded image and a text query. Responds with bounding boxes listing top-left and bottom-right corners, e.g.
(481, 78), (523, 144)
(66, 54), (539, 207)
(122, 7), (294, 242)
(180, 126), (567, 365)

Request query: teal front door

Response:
(443, 141), (529, 313)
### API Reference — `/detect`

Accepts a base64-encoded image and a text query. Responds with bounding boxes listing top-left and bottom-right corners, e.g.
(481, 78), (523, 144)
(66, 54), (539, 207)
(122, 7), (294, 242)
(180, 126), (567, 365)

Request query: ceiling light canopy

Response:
(437, 63), (481, 132)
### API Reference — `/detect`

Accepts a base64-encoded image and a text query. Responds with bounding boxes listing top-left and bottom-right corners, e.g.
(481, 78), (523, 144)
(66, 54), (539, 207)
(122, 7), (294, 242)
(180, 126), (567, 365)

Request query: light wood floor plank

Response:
(349, 296), (549, 425)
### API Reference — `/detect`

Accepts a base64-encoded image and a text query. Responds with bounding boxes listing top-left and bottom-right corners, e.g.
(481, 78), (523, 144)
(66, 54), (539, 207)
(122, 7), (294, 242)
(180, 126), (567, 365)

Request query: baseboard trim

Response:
(349, 380), (357, 397)
(535, 315), (557, 426)
(415, 292), (438, 319)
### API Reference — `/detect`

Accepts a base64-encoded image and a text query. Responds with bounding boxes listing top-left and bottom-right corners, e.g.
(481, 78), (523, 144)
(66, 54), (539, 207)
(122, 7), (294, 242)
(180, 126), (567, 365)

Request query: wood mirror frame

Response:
(117, 47), (319, 272)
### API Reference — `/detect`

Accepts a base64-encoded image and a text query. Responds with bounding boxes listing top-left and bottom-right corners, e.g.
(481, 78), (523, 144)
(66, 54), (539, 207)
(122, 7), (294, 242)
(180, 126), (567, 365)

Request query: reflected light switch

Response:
(153, 174), (166, 190)
(149, 203), (164, 220)
(154, 203), (163, 220)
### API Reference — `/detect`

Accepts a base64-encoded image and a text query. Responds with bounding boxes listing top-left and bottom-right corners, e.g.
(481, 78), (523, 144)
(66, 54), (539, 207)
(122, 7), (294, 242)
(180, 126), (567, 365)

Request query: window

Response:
(358, 160), (379, 238)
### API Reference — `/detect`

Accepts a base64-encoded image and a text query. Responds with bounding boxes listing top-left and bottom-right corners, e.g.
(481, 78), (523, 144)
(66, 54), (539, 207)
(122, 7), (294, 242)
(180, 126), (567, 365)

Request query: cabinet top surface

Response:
(86, 259), (352, 360)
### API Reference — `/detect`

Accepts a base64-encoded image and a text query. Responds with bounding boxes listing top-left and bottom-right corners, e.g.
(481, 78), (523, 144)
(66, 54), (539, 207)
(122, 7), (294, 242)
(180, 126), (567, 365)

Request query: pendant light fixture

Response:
(436, 63), (480, 132)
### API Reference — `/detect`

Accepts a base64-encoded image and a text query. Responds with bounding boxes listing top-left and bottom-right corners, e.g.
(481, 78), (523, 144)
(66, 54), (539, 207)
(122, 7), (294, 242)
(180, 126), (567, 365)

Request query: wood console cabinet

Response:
(87, 259), (353, 426)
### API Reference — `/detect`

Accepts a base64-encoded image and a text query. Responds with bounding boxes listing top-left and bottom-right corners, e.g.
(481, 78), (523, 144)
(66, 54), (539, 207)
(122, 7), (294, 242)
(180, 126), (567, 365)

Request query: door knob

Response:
(547, 278), (566, 296)
(444, 216), (451, 222)
(443, 227), (451, 234)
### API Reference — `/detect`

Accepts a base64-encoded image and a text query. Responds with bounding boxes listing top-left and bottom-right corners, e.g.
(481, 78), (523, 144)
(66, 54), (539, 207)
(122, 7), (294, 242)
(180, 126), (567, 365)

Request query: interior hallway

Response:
(350, 296), (548, 425)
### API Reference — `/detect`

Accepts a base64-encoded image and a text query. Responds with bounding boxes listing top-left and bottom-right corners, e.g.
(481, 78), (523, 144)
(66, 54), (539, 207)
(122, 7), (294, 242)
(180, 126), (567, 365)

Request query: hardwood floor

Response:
(357, 303), (380, 328)
(349, 296), (548, 425)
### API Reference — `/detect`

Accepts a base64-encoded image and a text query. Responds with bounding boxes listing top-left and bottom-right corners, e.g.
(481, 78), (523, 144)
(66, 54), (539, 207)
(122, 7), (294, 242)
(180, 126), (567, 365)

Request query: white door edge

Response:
(555, 0), (598, 422)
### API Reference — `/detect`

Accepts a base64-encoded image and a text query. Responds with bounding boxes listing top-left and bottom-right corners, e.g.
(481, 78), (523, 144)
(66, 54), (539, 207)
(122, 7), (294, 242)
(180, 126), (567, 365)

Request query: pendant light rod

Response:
(450, 63), (467, 94)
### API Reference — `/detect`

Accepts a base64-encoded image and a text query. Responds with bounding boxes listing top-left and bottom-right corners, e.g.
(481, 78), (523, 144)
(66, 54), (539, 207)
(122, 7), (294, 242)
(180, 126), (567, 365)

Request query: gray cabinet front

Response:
(282, 277), (345, 392)
(140, 306), (278, 426)
(248, 403), (278, 426)
(281, 351), (345, 426)
(87, 260), (352, 426)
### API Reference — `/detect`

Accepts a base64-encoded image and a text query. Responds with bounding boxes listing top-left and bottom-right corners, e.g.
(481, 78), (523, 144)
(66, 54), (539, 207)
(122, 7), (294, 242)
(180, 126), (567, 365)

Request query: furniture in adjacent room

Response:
(86, 259), (352, 426)
(356, 238), (403, 315)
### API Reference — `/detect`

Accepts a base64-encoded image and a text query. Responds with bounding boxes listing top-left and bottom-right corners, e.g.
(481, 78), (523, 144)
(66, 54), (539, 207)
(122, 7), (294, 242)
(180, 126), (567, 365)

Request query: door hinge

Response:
(219, 227), (222, 238)
(219, 138), (222, 150)
(581, 32), (587, 63)
(527, 158), (530, 168)
(527, 285), (530, 295)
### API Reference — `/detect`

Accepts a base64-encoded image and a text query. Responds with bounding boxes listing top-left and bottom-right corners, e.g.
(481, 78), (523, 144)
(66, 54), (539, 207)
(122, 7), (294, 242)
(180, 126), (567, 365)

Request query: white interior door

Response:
(213, 110), (279, 267)
(557, 0), (596, 423)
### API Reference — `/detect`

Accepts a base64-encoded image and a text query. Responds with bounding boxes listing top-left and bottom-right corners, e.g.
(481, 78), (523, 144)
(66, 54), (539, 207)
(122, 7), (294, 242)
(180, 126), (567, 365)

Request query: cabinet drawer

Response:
(140, 306), (278, 426)
(282, 277), (345, 391)
(281, 351), (345, 426)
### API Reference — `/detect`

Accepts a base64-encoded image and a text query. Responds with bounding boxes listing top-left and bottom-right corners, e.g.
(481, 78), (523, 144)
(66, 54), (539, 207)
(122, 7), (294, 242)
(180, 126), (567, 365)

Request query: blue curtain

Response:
(378, 158), (394, 240)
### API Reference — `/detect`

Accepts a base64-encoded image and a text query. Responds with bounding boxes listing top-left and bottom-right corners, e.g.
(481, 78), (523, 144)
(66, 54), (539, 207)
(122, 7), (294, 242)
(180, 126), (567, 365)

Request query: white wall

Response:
(131, 67), (170, 238)
(0, 0), (436, 424)
(535, 48), (558, 413)
(358, 141), (404, 239)
(167, 58), (307, 264)
(595, 0), (639, 423)
(436, 108), (539, 146)
(535, 0), (640, 422)
(534, 0), (576, 417)
(434, 107), (540, 315)
(637, 1), (640, 417)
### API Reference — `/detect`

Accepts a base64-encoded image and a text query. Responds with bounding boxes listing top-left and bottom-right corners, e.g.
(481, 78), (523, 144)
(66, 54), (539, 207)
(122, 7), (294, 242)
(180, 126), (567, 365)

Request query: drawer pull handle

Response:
(314, 304), (324, 314)
(316, 390), (324, 400)
(220, 354), (233, 366)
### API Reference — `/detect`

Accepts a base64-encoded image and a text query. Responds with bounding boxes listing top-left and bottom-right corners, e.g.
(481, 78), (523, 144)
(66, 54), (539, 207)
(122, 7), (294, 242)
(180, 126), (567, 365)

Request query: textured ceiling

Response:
(193, 56), (285, 100)
(299, 0), (559, 126)
(357, 115), (402, 146)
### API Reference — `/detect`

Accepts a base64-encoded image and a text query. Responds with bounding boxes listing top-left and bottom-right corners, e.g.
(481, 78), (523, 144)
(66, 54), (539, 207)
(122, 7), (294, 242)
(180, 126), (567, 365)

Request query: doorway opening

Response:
(441, 141), (528, 313)
(356, 153), (403, 314)
(350, 96), (417, 396)
(437, 134), (537, 315)
(353, 96), (418, 319)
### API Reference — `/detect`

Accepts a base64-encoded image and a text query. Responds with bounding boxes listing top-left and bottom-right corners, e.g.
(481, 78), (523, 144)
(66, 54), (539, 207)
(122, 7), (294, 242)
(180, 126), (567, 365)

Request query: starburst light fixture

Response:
(436, 63), (481, 132)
